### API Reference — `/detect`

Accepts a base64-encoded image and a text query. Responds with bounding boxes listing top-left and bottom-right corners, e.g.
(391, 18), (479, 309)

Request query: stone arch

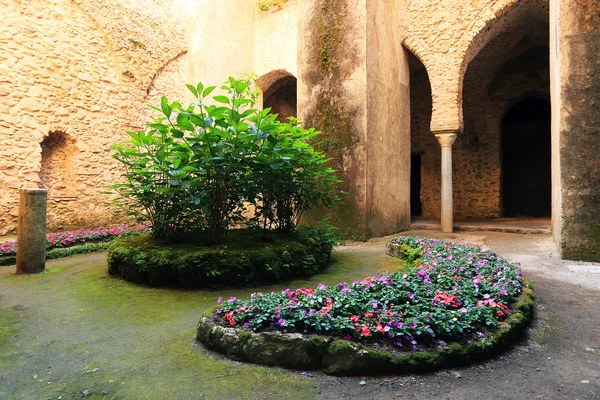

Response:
(38, 131), (79, 198)
(144, 51), (189, 97)
(405, 46), (438, 219)
(460, 0), (524, 75)
(458, 0), (550, 219)
(257, 70), (297, 122)
(142, 51), (189, 122)
(401, 36), (433, 76)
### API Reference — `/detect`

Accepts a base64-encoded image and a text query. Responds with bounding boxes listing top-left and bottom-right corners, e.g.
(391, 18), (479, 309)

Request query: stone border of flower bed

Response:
(196, 284), (533, 375)
(107, 228), (336, 288)
(0, 242), (112, 267)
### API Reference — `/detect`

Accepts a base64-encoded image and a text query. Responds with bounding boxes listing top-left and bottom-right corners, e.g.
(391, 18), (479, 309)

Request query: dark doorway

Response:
(411, 154), (422, 216)
(263, 76), (297, 122)
(501, 97), (551, 217)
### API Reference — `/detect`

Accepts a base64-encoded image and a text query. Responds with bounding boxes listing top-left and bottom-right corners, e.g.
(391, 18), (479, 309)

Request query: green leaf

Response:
(171, 129), (184, 139)
(185, 84), (198, 98)
(203, 86), (216, 97)
(160, 96), (172, 117)
(213, 95), (230, 104)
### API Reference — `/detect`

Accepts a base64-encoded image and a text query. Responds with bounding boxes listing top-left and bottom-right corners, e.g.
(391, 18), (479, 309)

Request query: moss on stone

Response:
(108, 228), (336, 288)
(196, 278), (535, 376)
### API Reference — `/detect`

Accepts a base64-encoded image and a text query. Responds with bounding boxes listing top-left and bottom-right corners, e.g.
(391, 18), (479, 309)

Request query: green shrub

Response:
(107, 227), (337, 288)
(108, 76), (341, 244)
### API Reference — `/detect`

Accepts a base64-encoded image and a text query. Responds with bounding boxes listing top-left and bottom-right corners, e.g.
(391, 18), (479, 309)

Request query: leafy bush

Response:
(109, 76), (341, 243)
(107, 227), (337, 288)
(213, 237), (527, 350)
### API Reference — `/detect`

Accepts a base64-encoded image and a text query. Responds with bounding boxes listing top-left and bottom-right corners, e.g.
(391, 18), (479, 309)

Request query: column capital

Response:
(434, 132), (457, 147)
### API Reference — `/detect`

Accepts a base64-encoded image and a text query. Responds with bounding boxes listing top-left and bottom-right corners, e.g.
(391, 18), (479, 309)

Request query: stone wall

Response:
(365, 0), (411, 236)
(0, 0), (186, 235)
(554, 0), (600, 261)
(298, 0), (369, 238)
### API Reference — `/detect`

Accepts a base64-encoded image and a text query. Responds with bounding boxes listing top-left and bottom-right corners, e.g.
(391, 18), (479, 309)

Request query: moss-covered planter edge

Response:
(0, 242), (112, 267)
(196, 284), (533, 375)
(107, 229), (335, 288)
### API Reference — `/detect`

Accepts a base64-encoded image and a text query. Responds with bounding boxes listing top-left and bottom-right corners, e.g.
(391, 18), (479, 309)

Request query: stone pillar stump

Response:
(16, 188), (48, 274)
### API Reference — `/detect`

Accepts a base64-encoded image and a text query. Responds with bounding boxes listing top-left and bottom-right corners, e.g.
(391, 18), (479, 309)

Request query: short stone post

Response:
(16, 188), (48, 274)
(434, 132), (457, 233)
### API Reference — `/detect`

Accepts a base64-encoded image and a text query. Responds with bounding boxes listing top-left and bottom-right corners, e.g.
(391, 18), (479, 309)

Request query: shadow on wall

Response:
(501, 97), (551, 218)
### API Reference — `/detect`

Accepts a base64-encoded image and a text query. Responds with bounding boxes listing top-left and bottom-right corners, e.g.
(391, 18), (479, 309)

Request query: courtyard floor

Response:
(0, 230), (598, 399)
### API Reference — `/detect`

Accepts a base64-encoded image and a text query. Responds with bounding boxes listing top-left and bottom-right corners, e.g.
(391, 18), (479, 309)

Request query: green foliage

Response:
(107, 227), (337, 288)
(109, 76), (341, 244)
(215, 237), (526, 348)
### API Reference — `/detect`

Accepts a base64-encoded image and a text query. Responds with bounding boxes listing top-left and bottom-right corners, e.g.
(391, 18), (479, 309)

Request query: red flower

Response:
(364, 312), (373, 318)
(320, 298), (333, 315)
(350, 315), (360, 323)
(361, 324), (371, 337)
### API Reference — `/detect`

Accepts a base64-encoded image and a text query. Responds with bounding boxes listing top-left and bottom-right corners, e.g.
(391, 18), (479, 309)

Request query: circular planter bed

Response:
(107, 227), (336, 288)
(196, 236), (534, 375)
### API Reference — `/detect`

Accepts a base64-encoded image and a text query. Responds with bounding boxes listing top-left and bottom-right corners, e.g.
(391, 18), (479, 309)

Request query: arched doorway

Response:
(501, 97), (551, 217)
(262, 75), (297, 122)
(407, 49), (435, 218)
(461, 0), (549, 220)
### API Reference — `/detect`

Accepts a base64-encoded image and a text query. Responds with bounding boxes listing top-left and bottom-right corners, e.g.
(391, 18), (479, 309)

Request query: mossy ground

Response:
(0, 247), (403, 399)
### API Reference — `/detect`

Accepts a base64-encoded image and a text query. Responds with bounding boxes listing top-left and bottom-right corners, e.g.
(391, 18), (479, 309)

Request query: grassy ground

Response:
(0, 247), (403, 399)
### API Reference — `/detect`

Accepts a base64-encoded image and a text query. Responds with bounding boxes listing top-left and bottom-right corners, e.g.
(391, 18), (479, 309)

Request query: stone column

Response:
(16, 188), (48, 274)
(434, 132), (457, 233)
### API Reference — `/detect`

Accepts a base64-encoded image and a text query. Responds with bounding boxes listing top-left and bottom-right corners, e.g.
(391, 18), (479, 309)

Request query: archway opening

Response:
(407, 50), (435, 218)
(501, 97), (551, 217)
(263, 75), (297, 122)
(461, 0), (549, 220)
(39, 131), (78, 197)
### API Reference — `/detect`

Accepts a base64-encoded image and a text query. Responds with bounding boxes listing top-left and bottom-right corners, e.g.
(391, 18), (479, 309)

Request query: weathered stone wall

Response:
(365, 0), (411, 236)
(186, 0), (255, 96)
(0, 0), (186, 235)
(254, 0), (299, 79)
(554, 0), (600, 261)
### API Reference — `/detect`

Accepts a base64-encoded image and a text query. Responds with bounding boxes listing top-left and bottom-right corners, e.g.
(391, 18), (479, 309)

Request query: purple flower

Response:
(217, 297), (223, 304)
(417, 269), (427, 278)
(277, 319), (286, 327)
(372, 301), (378, 309)
(228, 296), (236, 304)
(476, 331), (484, 338)
(460, 307), (468, 313)
(410, 322), (417, 329)
(408, 292), (414, 300)
(317, 283), (328, 290)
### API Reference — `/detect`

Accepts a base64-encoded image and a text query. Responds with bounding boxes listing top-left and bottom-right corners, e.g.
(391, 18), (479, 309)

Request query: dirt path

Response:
(0, 230), (598, 399)
(317, 231), (600, 400)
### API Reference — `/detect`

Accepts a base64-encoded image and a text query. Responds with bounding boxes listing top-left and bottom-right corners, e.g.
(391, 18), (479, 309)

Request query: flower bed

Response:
(0, 225), (150, 266)
(107, 227), (337, 288)
(197, 236), (534, 375)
